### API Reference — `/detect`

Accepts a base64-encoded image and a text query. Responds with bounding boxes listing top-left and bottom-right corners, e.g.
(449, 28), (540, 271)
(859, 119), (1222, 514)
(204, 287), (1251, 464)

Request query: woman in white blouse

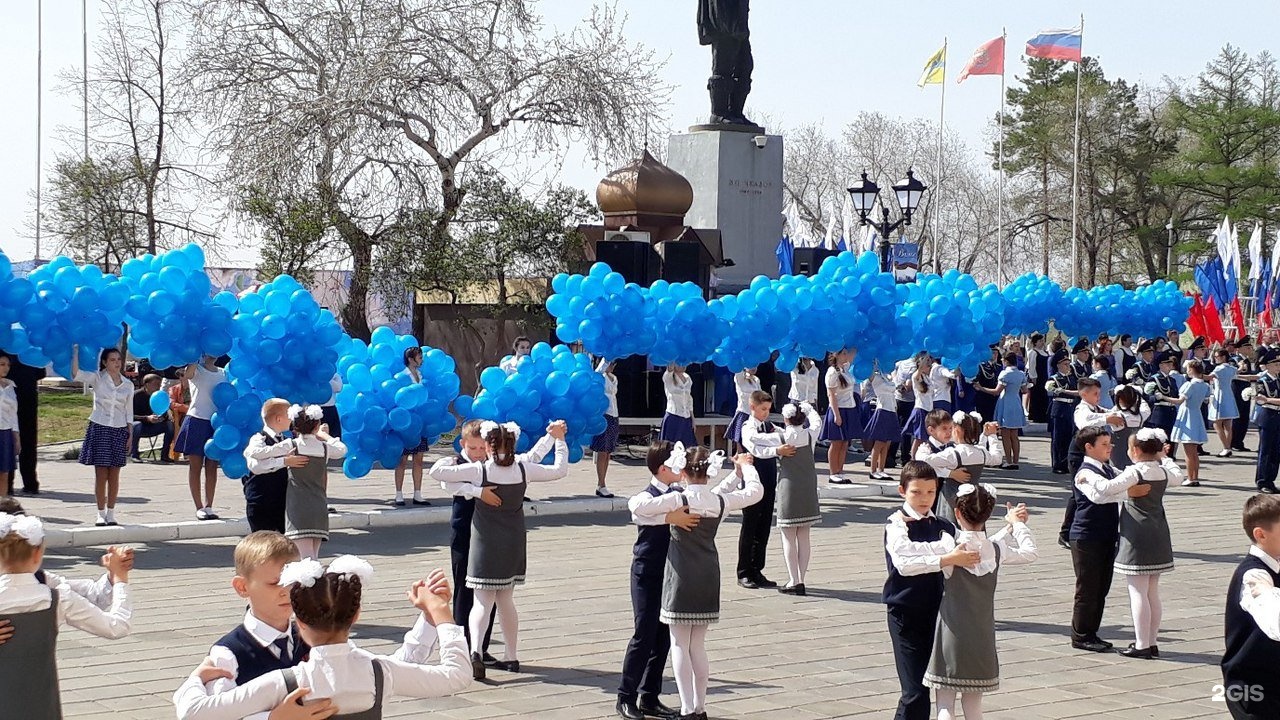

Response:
(175, 356), (227, 521)
(661, 363), (697, 447)
(789, 357), (820, 406)
(71, 347), (134, 527)
(0, 353), (18, 496)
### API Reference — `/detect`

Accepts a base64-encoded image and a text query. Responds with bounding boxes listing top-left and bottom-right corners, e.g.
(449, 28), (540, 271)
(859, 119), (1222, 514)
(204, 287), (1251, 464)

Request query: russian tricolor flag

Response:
(1025, 27), (1082, 63)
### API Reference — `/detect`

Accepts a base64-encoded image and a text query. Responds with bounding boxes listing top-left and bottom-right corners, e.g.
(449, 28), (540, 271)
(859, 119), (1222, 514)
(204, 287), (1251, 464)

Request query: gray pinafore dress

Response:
(936, 447), (988, 523)
(660, 494), (725, 626)
(466, 464), (528, 590)
(0, 588), (61, 719)
(1115, 464), (1174, 575)
(777, 442), (820, 527)
(1110, 427), (1134, 469)
(285, 444), (330, 541)
(923, 545), (1002, 693)
(282, 660), (384, 719)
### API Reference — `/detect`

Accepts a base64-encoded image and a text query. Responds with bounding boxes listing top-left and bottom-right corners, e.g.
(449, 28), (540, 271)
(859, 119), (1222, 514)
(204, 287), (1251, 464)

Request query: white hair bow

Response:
(951, 410), (982, 424)
(279, 558), (325, 588)
(305, 405), (323, 421)
(0, 513), (44, 547)
(326, 555), (374, 586)
(1135, 428), (1168, 443)
(502, 422), (521, 439)
(664, 442), (688, 473)
(781, 403), (799, 419)
(479, 421), (498, 438)
(956, 482), (998, 500)
(705, 450), (728, 478)
(287, 404), (304, 421)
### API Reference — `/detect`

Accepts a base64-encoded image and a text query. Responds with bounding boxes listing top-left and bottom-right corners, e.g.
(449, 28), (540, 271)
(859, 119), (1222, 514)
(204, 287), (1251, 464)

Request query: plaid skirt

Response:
(403, 437), (431, 455)
(590, 414), (620, 452)
(79, 421), (129, 468)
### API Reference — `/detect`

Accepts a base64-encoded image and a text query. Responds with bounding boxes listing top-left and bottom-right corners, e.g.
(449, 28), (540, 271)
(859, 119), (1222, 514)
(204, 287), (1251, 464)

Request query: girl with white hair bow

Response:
(251, 404), (347, 560)
(756, 401), (824, 595)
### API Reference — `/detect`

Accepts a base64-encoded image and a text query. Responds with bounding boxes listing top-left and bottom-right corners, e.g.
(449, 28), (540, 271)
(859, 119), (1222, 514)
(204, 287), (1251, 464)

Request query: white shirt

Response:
(321, 374), (343, 408)
(789, 365), (820, 404)
(1116, 401), (1152, 428)
(0, 572), (132, 638)
(912, 376), (935, 412)
(892, 358), (918, 402)
(825, 365), (857, 408)
(75, 370), (135, 427)
(0, 381), (17, 430)
(1073, 457), (1139, 504)
(928, 365), (957, 403)
(201, 609), (441, 720)
(733, 372), (761, 414)
(663, 371), (694, 418)
(884, 503), (951, 576)
(432, 439), (569, 499)
(188, 364), (227, 421)
(499, 355), (523, 376)
(173, 624), (472, 720)
(1074, 402), (1120, 432)
(917, 436), (1005, 480)
(864, 372), (897, 409)
(743, 405), (822, 458)
(938, 524), (1038, 578)
(40, 571), (115, 610)
(1238, 546), (1280, 642)
(1026, 348), (1049, 382)
(598, 359), (619, 417)
(630, 465), (764, 519)
(244, 427), (290, 476)
(254, 433), (348, 462)
(628, 477), (681, 526)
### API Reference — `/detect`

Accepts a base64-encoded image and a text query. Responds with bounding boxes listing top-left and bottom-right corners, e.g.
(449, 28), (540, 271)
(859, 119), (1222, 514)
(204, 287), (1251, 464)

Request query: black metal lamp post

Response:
(847, 169), (928, 272)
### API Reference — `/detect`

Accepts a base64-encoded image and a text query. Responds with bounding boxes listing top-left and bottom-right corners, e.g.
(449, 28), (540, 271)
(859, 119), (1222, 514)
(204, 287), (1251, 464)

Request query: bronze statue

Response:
(698, 0), (759, 129)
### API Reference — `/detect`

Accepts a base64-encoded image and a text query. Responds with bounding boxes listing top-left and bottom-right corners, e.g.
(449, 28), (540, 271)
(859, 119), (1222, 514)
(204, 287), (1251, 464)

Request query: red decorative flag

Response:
(1231, 297), (1247, 340)
(1187, 294), (1207, 338)
(958, 35), (1006, 83)
(1262, 291), (1273, 329)
(1204, 297), (1227, 344)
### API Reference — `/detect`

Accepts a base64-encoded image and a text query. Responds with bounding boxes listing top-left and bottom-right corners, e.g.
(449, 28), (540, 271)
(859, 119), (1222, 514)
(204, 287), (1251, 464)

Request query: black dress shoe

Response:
(482, 652), (500, 666)
(737, 577), (759, 589)
(1119, 643), (1155, 659)
(1052, 468), (1069, 475)
(754, 575), (778, 589)
(1094, 637), (1114, 650)
(471, 652), (486, 680)
(1234, 446), (1252, 452)
(1150, 644), (1160, 658)
(1057, 535), (1071, 549)
(20, 487), (39, 495)
(412, 498), (431, 506)
(616, 699), (645, 720)
(493, 659), (520, 673)
(1071, 638), (1112, 653)
(1261, 486), (1278, 495)
(637, 697), (680, 719)
(778, 583), (806, 596)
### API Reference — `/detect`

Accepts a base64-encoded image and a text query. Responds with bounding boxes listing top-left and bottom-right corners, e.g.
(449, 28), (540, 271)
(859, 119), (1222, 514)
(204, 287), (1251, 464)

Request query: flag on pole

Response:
(1248, 225), (1263, 281)
(1204, 297), (1227, 344)
(918, 44), (946, 87)
(775, 235), (793, 276)
(862, 224), (878, 254)
(1187, 294), (1208, 338)
(1025, 27), (1082, 62)
(841, 195), (855, 254)
(958, 35), (1005, 83)
(1231, 297), (1247, 340)
(824, 203), (838, 251)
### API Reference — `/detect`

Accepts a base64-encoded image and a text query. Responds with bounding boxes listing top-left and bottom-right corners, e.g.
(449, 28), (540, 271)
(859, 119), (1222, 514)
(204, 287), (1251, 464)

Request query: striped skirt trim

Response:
(923, 672), (999, 693)
(777, 515), (822, 528)
(1114, 561), (1174, 576)
(466, 574), (526, 590)
(660, 609), (719, 625)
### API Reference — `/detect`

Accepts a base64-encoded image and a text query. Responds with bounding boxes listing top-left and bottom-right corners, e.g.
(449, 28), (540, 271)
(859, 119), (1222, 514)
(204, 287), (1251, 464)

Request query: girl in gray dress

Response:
(257, 404), (348, 561)
(631, 446), (763, 720)
(924, 483), (1037, 720)
(1114, 429), (1182, 659)
(431, 421), (568, 680)
(775, 402), (822, 595)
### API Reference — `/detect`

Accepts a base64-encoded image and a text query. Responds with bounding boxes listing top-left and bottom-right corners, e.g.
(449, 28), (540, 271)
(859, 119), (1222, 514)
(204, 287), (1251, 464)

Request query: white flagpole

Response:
(1069, 15), (1083, 287)
(934, 37), (947, 274)
(35, 0), (43, 262)
(997, 28), (1006, 286)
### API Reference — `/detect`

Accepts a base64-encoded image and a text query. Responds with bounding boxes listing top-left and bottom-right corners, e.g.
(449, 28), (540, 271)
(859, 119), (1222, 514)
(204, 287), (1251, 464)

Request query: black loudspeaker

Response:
(613, 355), (651, 417)
(597, 240), (660, 285)
(657, 241), (701, 284)
(792, 247), (839, 277)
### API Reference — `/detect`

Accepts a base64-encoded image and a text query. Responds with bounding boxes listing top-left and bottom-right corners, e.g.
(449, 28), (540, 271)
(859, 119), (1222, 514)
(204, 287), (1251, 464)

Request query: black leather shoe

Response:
(471, 652), (485, 680)
(1094, 637), (1114, 650)
(637, 697), (680, 719)
(1071, 639), (1112, 653)
(1262, 486), (1278, 495)
(1057, 535), (1070, 549)
(1119, 643), (1155, 659)
(494, 659), (520, 673)
(482, 652), (500, 666)
(737, 577), (759, 589)
(755, 575), (778, 588)
(778, 583), (806, 596)
(1150, 644), (1160, 658)
(616, 700), (645, 720)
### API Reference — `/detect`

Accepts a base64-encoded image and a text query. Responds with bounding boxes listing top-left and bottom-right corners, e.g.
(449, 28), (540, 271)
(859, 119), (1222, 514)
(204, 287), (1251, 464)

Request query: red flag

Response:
(958, 35), (1006, 83)
(1187, 294), (1207, 337)
(1230, 297), (1246, 341)
(1204, 297), (1226, 344)
(1263, 291), (1273, 329)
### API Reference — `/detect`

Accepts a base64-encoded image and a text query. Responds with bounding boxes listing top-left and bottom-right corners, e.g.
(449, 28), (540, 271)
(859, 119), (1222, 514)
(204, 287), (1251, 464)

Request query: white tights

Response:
(779, 525), (812, 586)
(670, 624), (709, 714)
(1126, 574), (1163, 649)
(936, 689), (983, 720)
(293, 538), (321, 561)
(471, 588), (519, 661)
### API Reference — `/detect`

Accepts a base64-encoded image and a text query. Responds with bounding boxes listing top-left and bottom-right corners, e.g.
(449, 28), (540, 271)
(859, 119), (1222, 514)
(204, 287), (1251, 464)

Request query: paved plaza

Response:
(28, 429), (1244, 719)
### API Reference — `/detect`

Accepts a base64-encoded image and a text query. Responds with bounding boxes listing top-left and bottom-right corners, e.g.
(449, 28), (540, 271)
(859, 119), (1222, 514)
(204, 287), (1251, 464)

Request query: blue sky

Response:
(2, 0), (1277, 265)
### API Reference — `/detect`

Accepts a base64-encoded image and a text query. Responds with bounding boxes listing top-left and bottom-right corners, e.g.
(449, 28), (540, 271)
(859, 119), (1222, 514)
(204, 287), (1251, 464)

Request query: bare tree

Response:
(188, 0), (667, 339)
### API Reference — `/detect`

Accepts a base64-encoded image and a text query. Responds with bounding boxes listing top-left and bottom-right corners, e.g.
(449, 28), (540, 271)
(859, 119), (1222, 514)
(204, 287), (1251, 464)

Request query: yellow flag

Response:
(917, 44), (946, 87)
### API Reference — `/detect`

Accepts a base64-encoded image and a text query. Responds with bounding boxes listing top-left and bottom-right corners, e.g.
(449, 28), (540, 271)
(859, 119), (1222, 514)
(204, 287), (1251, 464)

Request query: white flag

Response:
(841, 194), (855, 252)
(863, 224), (879, 253)
(1271, 230), (1280, 286)
(1231, 223), (1242, 282)
(1216, 216), (1232, 273)
(824, 202), (838, 251)
(1249, 225), (1264, 281)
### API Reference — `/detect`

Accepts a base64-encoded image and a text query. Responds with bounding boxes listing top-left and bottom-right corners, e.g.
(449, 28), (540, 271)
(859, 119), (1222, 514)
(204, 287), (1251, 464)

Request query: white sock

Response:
(395, 491), (404, 502)
(413, 491), (423, 502)
(105, 508), (115, 523)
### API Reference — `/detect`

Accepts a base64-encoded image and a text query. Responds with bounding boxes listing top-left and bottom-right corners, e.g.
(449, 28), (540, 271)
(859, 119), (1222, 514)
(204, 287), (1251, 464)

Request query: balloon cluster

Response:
(1054, 280), (1190, 339)
(644, 280), (725, 366)
(463, 343), (606, 463)
(896, 270), (1007, 373)
(334, 328), (461, 479)
(707, 275), (797, 372)
(6, 256), (129, 377)
(199, 378), (264, 479)
(999, 273), (1066, 336)
(0, 251), (34, 351)
(548, 264), (655, 360)
(118, 244), (237, 368)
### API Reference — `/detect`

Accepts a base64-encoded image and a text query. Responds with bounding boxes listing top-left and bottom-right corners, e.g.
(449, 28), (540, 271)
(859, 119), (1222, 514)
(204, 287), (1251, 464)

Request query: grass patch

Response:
(39, 391), (94, 444)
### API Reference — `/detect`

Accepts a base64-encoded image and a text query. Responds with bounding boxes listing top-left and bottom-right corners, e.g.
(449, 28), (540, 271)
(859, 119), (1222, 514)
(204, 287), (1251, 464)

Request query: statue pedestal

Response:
(666, 129), (784, 292)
